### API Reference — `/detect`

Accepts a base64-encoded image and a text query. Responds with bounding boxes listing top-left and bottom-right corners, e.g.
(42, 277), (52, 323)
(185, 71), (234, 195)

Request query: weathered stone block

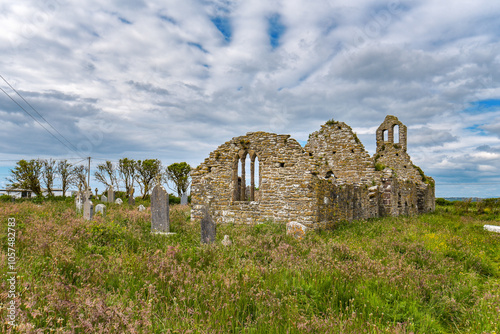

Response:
(201, 208), (216, 244)
(151, 185), (169, 233)
(286, 221), (307, 239)
(484, 225), (500, 233)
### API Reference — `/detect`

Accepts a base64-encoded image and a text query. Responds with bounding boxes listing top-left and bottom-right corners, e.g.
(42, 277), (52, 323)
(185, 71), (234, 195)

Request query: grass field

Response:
(1, 198), (499, 333)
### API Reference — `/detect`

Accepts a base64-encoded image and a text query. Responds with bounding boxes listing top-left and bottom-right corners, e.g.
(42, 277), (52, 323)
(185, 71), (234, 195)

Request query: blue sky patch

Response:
(119, 17), (132, 25)
(211, 17), (231, 42)
(188, 42), (209, 53)
(159, 15), (176, 24)
(466, 124), (489, 136)
(268, 14), (286, 49)
(464, 99), (500, 114)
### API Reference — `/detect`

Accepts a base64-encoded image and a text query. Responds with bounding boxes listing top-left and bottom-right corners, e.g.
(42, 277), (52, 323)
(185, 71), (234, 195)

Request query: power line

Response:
(0, 76), (83, 156)
(0, 74), (80, 153)
(0, 86), (81, 155)
(0, 74), (77, 151)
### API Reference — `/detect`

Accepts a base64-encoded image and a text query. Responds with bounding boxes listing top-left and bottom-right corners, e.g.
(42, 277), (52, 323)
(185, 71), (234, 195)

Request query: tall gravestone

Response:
(83, 200), (93, 221)
(128, 188), (135, 206)
(181, 193), (188, 205)
(108, 186), (115, 203)
(201, 207), (216, 244)
(75, 196), (83, 213)
(151, 184), (169, 233)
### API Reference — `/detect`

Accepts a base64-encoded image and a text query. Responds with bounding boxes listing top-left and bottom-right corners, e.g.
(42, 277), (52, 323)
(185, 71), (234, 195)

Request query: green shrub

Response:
(0, 194), (14, 202)
(436, 198), (452, 206)
(375, 162), (386, 171)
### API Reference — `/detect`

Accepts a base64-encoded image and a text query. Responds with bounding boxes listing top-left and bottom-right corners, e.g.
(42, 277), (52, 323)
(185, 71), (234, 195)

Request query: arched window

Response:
(233, 154), (240, 201)
(393, 124), (400, 144)
(251, 154), (260, 201)
(383, 129), (388, 142)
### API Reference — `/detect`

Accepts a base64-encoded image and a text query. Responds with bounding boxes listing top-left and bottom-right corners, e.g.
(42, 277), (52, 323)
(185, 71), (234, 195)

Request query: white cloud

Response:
(1, 0), (500, 196)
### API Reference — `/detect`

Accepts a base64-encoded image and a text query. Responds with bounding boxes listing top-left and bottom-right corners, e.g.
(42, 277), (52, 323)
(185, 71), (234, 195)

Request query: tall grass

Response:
(1, 199), (499, 333)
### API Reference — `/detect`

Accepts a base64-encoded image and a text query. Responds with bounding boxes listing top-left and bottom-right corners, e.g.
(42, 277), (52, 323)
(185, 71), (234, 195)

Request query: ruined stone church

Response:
(191, 115), (435, 228)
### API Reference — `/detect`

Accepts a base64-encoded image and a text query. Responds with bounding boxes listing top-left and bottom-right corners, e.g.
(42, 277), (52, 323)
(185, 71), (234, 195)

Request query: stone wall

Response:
(304, 121), (376, 185)
(191, 132), (318, 227)
(191, 115), (435, 227)
(374, 115), (435, 215)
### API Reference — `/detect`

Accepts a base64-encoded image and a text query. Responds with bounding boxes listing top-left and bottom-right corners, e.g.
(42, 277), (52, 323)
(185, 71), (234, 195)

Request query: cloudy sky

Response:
(1, 0), (500, 197)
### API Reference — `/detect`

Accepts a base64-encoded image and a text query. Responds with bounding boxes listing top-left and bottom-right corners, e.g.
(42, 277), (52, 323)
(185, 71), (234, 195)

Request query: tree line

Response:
(6, 159), (191, 199)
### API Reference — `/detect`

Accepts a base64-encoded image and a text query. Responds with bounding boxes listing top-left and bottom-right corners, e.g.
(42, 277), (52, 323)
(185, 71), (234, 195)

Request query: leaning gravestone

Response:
(201, 208), (216, 244)
(101, 194), (107, 203)
(115, 198), (123, 205)
(138, 204), (146, 212)
(151, 184), (169, 233)
(83, 200), (93, 221)
(181, 193), (188, 205)
(95, 204), (106, 217)
(108, 186), (115, 203)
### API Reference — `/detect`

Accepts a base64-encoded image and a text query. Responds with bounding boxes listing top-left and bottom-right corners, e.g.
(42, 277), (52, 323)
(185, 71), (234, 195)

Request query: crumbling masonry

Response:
(191, 115), (435, 228)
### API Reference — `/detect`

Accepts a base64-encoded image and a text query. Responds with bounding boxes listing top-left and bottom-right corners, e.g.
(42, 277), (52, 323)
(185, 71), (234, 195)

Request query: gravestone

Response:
(101, 194), (107, 203)
(95, 204), (106, 217)
(151, 184), (169, 233)
(83, 200), (93, 221)
(138, 204), (146, 212)
(107, 186), (115, 203)
(221, 235), (232, 246)
(201, 208), (216, 244)
(115, 198), (123, 205)
(128, 188), (135, 206)
(181, 193), (188, 205)
(76, 198), (83, 213)
(95, 188), (98, 197)
(286, 221), (307, 240)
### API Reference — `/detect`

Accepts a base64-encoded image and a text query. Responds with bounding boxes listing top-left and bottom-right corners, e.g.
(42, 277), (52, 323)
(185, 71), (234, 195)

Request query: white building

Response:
(0, 188), (71, 198)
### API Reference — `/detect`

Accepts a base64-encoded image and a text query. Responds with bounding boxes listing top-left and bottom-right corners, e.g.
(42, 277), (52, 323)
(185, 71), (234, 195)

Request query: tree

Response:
(165, 162), (191, 198)
(41, 159), (57, 197)
(73, 165), (89, 193)
(118, 158), (136, 196)
(7, 159), (43, 197)
(94, 161), (118, 190)
(135, 159), (162, 199)
(57, 160), (74, 197)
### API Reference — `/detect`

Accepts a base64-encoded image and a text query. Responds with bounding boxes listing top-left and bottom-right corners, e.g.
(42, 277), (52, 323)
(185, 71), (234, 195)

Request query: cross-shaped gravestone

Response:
(76, 197), (83, 213)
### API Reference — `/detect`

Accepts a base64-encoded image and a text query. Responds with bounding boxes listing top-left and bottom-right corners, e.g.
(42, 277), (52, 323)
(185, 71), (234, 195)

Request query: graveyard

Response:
(1, 196), (499, 333)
